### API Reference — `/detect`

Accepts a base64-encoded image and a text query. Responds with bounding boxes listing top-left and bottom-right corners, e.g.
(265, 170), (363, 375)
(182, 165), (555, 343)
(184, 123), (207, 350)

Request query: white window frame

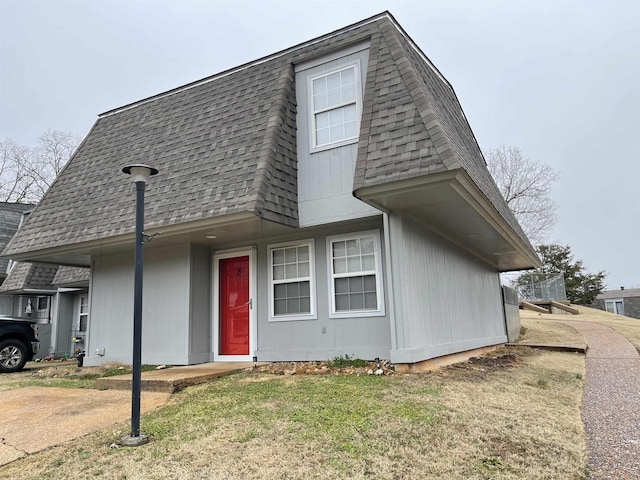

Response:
(308, 61), (362, 152)
(268, 239), (317, 322)
(326, 230), (385, 319)
(605, 299), (624, 315)
(78, 295), (89, 332)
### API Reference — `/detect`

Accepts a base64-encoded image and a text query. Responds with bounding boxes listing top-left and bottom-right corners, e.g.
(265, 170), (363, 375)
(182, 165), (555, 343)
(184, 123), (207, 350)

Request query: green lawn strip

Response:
(139, 373), (443, 457)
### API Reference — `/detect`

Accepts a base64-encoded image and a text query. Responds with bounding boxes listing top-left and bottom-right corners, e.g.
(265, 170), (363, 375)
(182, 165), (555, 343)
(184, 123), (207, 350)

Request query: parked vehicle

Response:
(0, 316), (40, 373)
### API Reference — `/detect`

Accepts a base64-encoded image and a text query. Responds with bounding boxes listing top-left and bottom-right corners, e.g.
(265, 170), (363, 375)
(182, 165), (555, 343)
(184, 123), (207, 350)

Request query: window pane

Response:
(343, 104), (356, 121)
(327, 89), (342, 107)
(363, 275), (377, 292)
(329, 108), (343, 125)
(284, 247), (297, 263)
(300, 297), (311, 313)
(286, 282), (300, 297)
(273, 249), (285, 265)
(335, 294), (350, 311)
(335, 277), (349, 294)
(285, 264), (297, 279)
(364, 293), (377, 309)
(347, 256), (361, 273)
(360, 236), (374, 254)
(300, 281), (310, 296)
(326, 71), (341, 90)
(342, 85), (356, 103)
(333, 241), (346, 258)
(312, 76), (326, 93)
(274, 299), (287, 315)
(287, 298), (300, 313)
(316, 110), (329, 128)
(346, 239), (359, 255)
(361, 254), (375, 271)
(330, 125), (344, 142)
(298, 261), (309, 277)
(349, 276), (364, 293)
(298, 246), (309, 261)
(314, 92), (327, 110)
(316, 127), (330, 145)
(333, 258), (347, 274)
(349, 293), (364, 310)
(273, 265), (285, 280)
(274, 283), (287, 299)
(341, 67), (355, 85)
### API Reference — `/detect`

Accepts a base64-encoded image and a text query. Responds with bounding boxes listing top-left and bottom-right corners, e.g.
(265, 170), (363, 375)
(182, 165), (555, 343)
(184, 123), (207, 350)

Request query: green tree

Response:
(518, 244), (606, 305)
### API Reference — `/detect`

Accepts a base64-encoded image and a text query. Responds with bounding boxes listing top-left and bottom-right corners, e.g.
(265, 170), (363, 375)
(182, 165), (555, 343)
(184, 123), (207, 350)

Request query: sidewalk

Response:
(559, 320), (640, 479)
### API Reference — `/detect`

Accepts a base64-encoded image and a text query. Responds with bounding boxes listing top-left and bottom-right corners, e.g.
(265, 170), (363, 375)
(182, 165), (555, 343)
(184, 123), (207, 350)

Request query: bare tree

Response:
(0, 139), (34, 202)
(0, 130), (80, 203)
(485, 145), (558, 245)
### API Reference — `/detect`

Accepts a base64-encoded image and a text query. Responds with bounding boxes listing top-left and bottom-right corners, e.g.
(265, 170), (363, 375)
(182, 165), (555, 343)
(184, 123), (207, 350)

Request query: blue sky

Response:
(1, 0), (638, 289)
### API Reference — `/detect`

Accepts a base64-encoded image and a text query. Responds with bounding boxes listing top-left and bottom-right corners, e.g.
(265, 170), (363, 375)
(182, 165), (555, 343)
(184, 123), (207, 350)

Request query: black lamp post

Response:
(121, 164), (158, 447)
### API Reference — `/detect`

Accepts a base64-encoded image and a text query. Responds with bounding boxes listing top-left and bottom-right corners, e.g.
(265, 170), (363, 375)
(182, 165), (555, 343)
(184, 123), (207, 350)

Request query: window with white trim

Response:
(605, 299), (624, 315)
(268, 240), (316, 321)
(79, 295), (89, 332)
(310, 64), (360, 149)
(37, 296), (49, 311)
(328, 231), (384, 317)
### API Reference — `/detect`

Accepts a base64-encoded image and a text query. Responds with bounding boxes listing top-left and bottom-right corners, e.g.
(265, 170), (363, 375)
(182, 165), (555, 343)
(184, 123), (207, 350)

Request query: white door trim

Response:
(212, 247), (256, 362)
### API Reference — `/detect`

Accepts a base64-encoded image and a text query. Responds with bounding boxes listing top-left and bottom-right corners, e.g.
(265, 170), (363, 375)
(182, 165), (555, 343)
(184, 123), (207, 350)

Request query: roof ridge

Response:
(99, 12), (393, 119)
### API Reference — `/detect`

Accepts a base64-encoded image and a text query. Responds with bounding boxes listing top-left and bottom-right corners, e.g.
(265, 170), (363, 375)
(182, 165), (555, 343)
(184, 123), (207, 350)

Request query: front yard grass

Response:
(1, 347), (588, 480)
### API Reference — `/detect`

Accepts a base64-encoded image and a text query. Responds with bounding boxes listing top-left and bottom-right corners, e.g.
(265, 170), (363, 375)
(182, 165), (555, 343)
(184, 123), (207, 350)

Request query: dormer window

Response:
(310, 63), (361, 150)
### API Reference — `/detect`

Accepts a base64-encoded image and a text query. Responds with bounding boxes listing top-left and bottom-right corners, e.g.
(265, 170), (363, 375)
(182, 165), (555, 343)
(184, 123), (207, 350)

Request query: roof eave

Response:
(354, 169), (541, 271)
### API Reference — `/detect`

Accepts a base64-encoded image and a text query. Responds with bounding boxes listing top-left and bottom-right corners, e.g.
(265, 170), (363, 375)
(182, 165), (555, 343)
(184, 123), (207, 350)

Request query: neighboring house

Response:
(0, 202), (35, 315)
(1, 12), (539, 369)
(0, 262), (90, 358)
(592, 287), (640, 320)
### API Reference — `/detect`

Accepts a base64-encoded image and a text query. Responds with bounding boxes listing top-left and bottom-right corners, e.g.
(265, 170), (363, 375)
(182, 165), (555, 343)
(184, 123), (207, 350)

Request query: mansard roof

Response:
(2, 12), (536, 269)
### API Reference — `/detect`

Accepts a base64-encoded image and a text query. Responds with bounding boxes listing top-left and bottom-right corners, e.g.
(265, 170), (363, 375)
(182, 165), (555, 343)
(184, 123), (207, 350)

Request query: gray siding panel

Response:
(254, 217), (391, 361)
(296, 48), (379, 227)
(189, 245), (211, 363)
(388, 214), (506, 363)
(85, 245), (191, 366)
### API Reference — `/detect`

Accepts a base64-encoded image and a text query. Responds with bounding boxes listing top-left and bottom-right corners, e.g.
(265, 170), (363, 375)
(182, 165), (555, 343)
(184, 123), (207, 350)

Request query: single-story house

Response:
(2, 12), (539, 369)
(592, 287), (640, 319)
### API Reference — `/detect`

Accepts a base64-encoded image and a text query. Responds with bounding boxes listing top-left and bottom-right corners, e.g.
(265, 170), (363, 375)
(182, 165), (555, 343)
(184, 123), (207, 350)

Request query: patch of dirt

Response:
(253, 359), (396, 376)
(435, 353), (523, 381)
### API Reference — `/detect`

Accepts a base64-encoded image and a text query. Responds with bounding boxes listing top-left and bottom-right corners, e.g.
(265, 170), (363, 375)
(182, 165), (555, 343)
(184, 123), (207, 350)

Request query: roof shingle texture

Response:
(0, 203), (33, 274)
(3, 13), (533, 257)
(597, 288), (640, 300)
(52, 266), (90, 286)
(0, 262), (58, 293)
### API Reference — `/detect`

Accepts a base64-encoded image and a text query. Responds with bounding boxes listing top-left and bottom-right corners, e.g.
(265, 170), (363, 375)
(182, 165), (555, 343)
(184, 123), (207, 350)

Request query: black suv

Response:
(0, 316), (40, 373)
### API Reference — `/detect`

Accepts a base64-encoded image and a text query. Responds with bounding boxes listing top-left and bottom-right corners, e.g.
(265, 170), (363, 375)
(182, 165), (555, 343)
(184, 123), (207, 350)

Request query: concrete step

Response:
(96, 362), (268, 393)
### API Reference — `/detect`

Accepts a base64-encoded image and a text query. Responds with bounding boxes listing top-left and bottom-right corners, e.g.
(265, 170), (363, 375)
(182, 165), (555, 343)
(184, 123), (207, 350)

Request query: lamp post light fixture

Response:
(121, 164), (158, 447)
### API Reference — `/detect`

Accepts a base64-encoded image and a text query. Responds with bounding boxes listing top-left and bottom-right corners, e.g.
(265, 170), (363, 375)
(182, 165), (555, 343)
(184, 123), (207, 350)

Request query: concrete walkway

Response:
(560, 320), (640, 479)
(0, 387), (170, 466)
(97, 361), (266, 392)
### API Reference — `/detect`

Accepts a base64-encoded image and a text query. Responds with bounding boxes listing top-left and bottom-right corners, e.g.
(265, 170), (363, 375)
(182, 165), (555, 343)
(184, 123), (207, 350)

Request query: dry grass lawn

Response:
(0, 347), (588, 480)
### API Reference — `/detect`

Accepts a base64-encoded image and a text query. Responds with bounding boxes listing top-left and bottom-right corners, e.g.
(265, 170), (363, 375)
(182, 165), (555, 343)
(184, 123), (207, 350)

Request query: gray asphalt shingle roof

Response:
(52, 266), (90, 287)
(0, 262), (58, 293)
(0, 203), (33, 275)
(3, 12), (532, 257)
(597, 288), (640, 300)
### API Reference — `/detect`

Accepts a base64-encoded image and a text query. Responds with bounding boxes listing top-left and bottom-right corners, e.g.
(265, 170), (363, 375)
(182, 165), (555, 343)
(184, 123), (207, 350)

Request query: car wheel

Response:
(0, 339), (28, 373)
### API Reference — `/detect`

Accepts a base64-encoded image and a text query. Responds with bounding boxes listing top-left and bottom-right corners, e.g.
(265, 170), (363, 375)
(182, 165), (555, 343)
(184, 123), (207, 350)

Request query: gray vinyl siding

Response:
(188, 245), (211, 363)
(296, 47), (379, 227)
(252, 217), (391, 361)
(54, 292), (75, 357)
(387, 214), (506, 364)
(85, 244), (193, 366)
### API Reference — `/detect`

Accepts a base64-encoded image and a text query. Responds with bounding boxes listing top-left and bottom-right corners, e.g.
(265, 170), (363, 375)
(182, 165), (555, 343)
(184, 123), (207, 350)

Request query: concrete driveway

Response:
(0, 386), (170, 466)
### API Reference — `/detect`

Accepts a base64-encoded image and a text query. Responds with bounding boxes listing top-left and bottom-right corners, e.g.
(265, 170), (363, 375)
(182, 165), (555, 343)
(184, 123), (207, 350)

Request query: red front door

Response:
(219, 256), (250, 355)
